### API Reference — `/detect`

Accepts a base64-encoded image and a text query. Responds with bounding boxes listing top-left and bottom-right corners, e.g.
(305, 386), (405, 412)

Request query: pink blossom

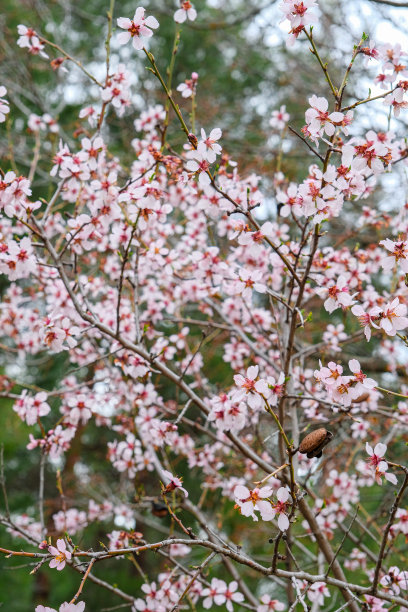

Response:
(257, 595), (285, 611)
(0, 86), (10, 123)
(305, 95), (346, 139)
(117, 8), (159, 51)
(384, 87), (408, 117)
(276, 183), (301, 217)
(36, 605), (85, 612)
(366, 442), (397, 485)
(307, 581), (330, 605)
(17, 25), (48, 58)
(364, 595), (388, 611)
(270, 487), (291, 531)
(351, 303), (382, 341)
(174, 2), (197, 23)
(234, 484), (274, 521)
(377, 297), (408, 336)
(162, 469), (189, 496)
(348, 359), (377, 393)
(201, 578), (228, 609)
(270, 105), (289, 130)
(380, 566), (408, 594)
(48, 538), (72, 571)
(197, 128), (222, 163)
(317, 275), (355, 313)
(79, 105), (97, 127)
(380, 238), (408, 272)
(216, 581), (245, 612)
(0, 237), (37, 281)
(185, 152), (212, 186)
(177, 72), (198, 98)
(232, 365), (266, 409)
(262, 372), (286, 406)
(279, 0), (318, 46)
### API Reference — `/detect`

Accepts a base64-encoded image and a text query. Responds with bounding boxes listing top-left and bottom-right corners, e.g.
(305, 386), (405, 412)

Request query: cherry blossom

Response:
(177, 72), (198, 98)
(270, 105), (290, 130)
(197, 128), (222, 163)
(348, 359), (377, 394)
(257, 595), (285, 612)
(366, 442), (397, 485)
(174, 2), (197, 24)
(307, 581), (330, 605)
(13, 391), (51, 426)
(351, 303), (382, 341)
(380, 566), (408, 594)
(79, 105), (97, 126)
(0, 237), (37, 281)
(322, 323), (347, 351)
(162, 469), (189, 496)
(185, 152), (212, 186)
(377, 297), (408, 337)
(41, 315), (80, 353)
(0, 86), (10, 122)
(232, 365), (267, 409)
(117, 8), (159, 51)
(384, 87), (408, 117)
(270, 487), (291, 531)
(17, 25), (48, 57)
(4, 4), (408, 610)
(317, 275), (355, 313)
(261, 372), (286, 406)
(201, 578), (228, 609)
(216, 581), (244, 612)
(279, 0), (318, 46)
(36, 604), (85, 612)
(234, 484), (274, 521)
(305, 95), (346, 139)
(48, 538), (72, 570)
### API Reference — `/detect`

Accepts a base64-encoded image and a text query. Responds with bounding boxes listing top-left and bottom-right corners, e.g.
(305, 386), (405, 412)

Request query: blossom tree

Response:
(1, 1), (408, 610)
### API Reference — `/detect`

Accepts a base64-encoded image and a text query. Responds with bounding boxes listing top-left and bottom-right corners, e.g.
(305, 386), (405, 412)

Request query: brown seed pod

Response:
(151, 501), (168, 518)
(298, 428), (333, 459)
(352, 392), (370, 404)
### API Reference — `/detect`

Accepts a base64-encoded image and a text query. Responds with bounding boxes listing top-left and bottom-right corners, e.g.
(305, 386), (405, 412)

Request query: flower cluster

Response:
(234, 485), (291, 531)
(352, 297), (408, 341)
(279, 0), (318, 46)
(304, 95), (353, 142)
(4, 3), (408, 611)
(315, 359), (377, 407)
(17, 24), (48, 57)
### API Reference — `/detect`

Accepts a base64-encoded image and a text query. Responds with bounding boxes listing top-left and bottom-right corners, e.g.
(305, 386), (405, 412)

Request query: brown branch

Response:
(70, 558), (96, 603)
(288, 126), (324, 162)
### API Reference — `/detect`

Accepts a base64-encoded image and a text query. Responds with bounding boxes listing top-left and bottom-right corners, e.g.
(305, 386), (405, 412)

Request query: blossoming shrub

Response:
(1, 1), (408, 611)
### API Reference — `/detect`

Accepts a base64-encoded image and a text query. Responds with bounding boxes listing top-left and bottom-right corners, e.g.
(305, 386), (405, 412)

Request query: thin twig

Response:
(70, 558), (96, 603)
(371, 467), (408, 594)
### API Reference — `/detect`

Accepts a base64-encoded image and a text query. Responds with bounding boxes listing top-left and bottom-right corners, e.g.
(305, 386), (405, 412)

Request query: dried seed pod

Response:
(298, 428), (333, 459)
(352, 392), (370, 404)
(151, 501), (168, 518)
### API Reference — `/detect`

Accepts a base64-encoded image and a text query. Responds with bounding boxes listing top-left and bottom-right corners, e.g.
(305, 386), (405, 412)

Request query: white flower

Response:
(174, 1), (197, 23)
(117, 8), (159, 51)
(234, 484), (274, 521)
